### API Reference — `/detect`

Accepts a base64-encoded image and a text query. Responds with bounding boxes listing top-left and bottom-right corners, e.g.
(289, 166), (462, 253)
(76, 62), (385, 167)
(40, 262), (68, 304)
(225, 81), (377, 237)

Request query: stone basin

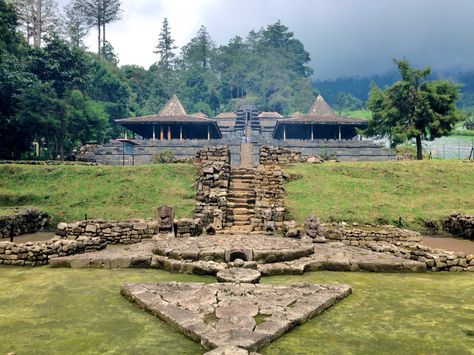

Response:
(153, 235), (315, 264)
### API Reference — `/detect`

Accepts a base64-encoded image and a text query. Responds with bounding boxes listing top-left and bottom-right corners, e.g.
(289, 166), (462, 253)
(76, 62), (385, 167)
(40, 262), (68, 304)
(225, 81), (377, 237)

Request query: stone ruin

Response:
(157, 205), (174, 234)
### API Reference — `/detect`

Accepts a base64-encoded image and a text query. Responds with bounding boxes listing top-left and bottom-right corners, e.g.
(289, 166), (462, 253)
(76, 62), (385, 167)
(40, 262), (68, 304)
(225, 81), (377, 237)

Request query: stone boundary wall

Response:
(0, 160), (98, 166)
(443, 213), (474, 240)
(56, 218), (204, 242)
(363, 241), (474, 272)
(259, 146), (302, 165)
(325, 225), (422, 245)
(253, 165), (286, 231)
(195, 146), (231, 164)
(0, 237), (105, 266)
(56, 220), (159, 244)
(0, 209), (49, 239)
(194, 162), (230, 231)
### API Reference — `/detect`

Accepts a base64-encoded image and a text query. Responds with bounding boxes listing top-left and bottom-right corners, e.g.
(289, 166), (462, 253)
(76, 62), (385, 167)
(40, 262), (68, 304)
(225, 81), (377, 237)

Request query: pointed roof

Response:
(191, 111), (209, 118)
(276, 95), (366, 125)
(308, 95), (336, 117)
(116, 95), (217, 124)
(215, 112), (237, 119)
(158, 95), (187, 116)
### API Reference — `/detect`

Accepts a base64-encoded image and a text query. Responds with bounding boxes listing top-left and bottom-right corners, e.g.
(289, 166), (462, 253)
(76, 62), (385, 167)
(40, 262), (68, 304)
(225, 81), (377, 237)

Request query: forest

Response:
(1, 0), (472, 160)
(0, 0), (318, 159)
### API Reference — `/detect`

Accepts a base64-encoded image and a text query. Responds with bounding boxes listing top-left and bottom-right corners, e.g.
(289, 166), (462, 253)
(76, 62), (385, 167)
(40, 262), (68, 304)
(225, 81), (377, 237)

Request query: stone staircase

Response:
(240, 143), (253, 167)
(224, 167), (256, 234)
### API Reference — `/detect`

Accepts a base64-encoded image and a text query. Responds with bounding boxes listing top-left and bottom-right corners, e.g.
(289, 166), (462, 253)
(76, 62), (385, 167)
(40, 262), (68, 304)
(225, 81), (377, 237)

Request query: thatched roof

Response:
(277, 95), (366, 125)
(116, 95), (217, 124)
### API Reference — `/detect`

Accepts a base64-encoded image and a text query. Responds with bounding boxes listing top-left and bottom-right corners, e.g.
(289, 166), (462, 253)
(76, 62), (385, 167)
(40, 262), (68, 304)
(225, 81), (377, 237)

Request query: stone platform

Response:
(50, 235), (426, 274)
(153, 235), (314, 263)
(121, 281), (351, 352)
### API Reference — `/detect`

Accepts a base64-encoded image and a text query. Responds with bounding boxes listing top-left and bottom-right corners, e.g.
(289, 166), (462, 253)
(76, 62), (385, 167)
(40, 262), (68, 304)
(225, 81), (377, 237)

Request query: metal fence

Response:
(424, 139), (474, 160)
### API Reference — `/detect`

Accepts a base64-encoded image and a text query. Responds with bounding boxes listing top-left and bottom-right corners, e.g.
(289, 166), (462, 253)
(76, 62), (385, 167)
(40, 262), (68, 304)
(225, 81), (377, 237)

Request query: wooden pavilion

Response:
(273, 95), (367, 140)
(116, 95), (222, 140)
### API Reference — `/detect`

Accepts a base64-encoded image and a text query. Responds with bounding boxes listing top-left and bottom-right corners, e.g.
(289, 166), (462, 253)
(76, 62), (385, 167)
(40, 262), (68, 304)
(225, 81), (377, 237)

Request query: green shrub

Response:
(151, 150), (175, 163)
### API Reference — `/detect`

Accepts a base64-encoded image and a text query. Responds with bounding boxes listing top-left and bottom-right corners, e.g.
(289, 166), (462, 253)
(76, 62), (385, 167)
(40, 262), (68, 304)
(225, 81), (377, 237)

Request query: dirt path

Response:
(4, 232), (55, 243)
(422, 236), (474, 255)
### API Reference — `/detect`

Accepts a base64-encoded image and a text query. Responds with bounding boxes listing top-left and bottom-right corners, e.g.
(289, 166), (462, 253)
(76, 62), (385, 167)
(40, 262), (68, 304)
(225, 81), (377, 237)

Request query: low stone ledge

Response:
(325, 224), (422, 245)
(362, 241), (474, 272)
(0, 160), (99, 166)
(0, 236), (106, 267)
(0, 209), (49, 239)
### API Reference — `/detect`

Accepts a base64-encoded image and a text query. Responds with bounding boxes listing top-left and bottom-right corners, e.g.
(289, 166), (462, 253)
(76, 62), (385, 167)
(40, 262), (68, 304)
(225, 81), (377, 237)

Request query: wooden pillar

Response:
(152, 125), (156, 140)
(207, 125), (211, 140)
(167, 125), (171, 140)
(180, 125), (183, 140)
(283, 126), (286, 141)
(311, 125), (314, 141)
(338, 125), (342, 141)
(124, 130), (128, 139)
(160, 126), (163, 140)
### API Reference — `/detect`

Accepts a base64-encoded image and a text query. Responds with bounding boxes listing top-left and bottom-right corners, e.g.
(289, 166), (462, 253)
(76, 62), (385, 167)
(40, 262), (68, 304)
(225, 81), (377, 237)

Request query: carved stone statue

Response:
(262, 208), (275, 235)
(157, 206), (174, 233)
(304, 215), (326, 242)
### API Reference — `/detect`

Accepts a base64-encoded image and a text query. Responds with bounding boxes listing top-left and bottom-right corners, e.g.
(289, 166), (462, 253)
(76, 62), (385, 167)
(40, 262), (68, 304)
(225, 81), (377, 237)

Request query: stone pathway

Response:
(50, 236), (426, 274)
(121, 281), (351, 353)
(226, 170), (257, 234)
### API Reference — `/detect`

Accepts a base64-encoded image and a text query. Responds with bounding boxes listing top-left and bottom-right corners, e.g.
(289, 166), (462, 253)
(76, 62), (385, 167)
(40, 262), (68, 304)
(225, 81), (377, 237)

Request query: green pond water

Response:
(0, 268), (473, 355)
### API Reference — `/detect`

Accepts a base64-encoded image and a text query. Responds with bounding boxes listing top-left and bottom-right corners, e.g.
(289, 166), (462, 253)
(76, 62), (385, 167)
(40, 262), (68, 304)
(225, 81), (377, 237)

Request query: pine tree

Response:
(154, 17), (176, 71)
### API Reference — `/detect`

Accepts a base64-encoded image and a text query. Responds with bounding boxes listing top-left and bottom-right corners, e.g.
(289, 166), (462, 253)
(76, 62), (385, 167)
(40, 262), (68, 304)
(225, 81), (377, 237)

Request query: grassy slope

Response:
(284, 161), (474, 231)
(0, 164), (196, 226)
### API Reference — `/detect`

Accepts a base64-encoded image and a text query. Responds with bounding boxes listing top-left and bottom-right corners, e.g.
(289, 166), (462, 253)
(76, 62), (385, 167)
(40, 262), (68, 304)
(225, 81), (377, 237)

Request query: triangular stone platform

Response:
(121, 282), (351, 353)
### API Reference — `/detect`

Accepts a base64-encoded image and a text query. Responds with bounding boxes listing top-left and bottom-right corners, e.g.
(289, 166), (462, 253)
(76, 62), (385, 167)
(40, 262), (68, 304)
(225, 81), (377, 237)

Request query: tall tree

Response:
(9, 0), (59, 47)
(63, 0), (89, 47)
(181, 25), (215, 69)
(74, 0), (121, 55)
(154, 17), (176, 71)
(366, 59), (463, 160)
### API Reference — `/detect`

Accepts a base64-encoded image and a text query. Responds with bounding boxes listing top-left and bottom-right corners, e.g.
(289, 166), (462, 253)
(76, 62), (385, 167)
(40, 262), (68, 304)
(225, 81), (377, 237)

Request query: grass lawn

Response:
(0, 268), (472, 354)
(0, 164), (196, 226)
(284, 160), (474, 231)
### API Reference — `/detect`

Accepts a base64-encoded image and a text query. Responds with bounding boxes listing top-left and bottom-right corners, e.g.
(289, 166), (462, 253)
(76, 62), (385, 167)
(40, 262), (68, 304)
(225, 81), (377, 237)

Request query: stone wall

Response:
(195, 146), (230, 164)
(253, 165), (286, 231)
(194, 162), (230, 231)
(94, 139), (241, 165)
(0, 237), (105, 266)
(325, 224), (422, 246)
(175, 218), (203, 238)
(0, 209), (49, 239)
(363, 241), (474, 272)
(443, 213), (474, 240)
(0, 161), (98, 166)
(259, 146), (302, 165)
(56, 219), (158, 244)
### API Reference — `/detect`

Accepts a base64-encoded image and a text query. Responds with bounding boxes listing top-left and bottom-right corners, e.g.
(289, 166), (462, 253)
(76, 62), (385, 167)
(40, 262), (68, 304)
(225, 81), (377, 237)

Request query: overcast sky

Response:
(59, 0), (474, 79)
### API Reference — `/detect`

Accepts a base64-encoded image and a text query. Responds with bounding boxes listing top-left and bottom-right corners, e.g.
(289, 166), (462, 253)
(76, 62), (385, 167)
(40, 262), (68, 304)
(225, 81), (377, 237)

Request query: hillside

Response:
(284, 161), (474, 231)
(0, 164), (196, 226)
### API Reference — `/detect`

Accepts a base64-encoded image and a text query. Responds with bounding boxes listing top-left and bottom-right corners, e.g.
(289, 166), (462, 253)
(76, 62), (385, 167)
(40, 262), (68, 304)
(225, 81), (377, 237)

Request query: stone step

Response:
(232, 215), (251, 222)
(232, 208), (253, 214)
(230, 181), (255, 186)
(232, 220), (252, 226)
(229, 187), (255, 193)
(230, 173), (255, 179)
(228, 193), (256, 199)
(226, 201), (253, 207)
(230, 225), (253, 233)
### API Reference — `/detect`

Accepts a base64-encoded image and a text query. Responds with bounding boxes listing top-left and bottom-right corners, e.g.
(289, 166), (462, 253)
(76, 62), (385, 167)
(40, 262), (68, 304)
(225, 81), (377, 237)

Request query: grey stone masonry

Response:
(55, 219), (159, 244)
(325, 224), (422, 246)
(0, 209), (49, 239)
(0, 236), (106, 266)
(443, 213), (474, 240)
(259, 146), (302, 165)
(362, 241), (474, 272)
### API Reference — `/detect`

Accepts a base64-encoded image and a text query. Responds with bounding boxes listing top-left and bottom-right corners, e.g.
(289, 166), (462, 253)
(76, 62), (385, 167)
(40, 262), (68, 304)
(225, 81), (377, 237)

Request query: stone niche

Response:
(443, 213), (474, 240)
